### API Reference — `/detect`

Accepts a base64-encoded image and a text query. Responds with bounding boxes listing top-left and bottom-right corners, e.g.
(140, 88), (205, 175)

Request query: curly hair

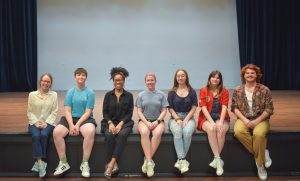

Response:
(240, 64), (262, 84)
(110, 67), (129, 80)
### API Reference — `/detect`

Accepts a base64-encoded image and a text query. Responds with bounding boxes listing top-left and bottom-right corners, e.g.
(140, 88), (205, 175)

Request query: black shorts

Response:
(58, 116), (97, 129)
(138, 119), (164, 124)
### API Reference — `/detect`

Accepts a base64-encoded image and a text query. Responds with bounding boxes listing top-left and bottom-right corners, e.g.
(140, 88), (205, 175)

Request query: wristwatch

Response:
(157, 120), (163, 124)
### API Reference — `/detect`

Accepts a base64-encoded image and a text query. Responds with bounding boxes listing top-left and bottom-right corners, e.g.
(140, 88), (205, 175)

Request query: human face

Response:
(244, 68), (257, 83)
(209, 74), (221, 88)
(176, 70), (187, 86)
(40, 75), (52, 93)
(113, 74), (124, 90)
(145, 75), (156, 91)
(75, 73), (87, 85)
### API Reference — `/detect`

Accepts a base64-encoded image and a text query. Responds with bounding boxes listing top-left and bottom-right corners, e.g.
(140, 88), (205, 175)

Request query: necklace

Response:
(177, 87), (188, 97)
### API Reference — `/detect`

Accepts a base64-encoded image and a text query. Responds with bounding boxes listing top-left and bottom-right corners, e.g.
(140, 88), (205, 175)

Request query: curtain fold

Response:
(0, 0), (37, 92)
(236, 0), (300, 90)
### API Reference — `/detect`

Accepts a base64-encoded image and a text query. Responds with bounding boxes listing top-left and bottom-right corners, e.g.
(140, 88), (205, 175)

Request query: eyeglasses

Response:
(41, 80), (51, 84)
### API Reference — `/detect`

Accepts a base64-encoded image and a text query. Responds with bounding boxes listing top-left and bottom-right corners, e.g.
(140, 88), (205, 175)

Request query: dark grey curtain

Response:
(0, 0), (37, 92)
(236, 0), (300, 90)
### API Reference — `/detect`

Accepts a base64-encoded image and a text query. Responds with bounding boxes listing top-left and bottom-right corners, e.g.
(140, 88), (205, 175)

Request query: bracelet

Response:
(175, 117), (181, 121)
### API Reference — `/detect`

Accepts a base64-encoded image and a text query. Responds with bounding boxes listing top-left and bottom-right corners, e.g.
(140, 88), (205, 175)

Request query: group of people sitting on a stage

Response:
(27, 64), (273, 180)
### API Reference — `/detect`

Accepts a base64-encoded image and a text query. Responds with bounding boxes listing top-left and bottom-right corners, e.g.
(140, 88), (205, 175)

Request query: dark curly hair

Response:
(110, 67), (129, 80)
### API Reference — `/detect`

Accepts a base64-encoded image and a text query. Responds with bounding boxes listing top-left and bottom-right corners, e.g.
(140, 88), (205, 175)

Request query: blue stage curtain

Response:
(0, 0), (37, 92)
(236, 0), (300, 90)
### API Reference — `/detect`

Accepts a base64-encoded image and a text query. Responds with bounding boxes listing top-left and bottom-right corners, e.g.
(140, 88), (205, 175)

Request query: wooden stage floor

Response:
(0, 177), (299, 181)
(0, 90), (299, 133)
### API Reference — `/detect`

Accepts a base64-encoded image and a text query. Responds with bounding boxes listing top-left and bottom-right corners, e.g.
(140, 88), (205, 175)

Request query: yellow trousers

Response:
(234, 119), (270, 167)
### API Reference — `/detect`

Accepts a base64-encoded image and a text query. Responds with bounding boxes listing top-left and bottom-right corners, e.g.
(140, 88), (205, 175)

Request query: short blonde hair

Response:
(144, 72), (156, 81)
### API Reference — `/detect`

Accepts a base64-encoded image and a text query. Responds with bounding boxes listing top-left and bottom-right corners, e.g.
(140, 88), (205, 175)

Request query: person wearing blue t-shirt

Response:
(53, 68), (96, 178)
(136, 72), (169, 177)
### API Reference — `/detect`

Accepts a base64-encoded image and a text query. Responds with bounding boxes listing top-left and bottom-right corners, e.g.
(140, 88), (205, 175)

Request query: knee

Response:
(152, 131), (163, 139)
(183, 129), (194, 138)
(206, 126), (215, 135)
(217, 131), (227, 139)
(139, 129), (150, 137)
(53, 129), (61, 139)
(32, 134), (40, 141)
(219, 127), (229, 136)
(40, 133), (49, 140)
(253, 132), (266, 140)
(118, 131), (129, 139)
(234, 126), (245, 138)
(84, 130), (95, 139)
(105, 132), (115, 141)
(171, 127), (182, 138)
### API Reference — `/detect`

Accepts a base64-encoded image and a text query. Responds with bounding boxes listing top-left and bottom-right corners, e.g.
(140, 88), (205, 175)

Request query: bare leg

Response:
(202, 121), (220, 157)
(217, 123), (229, 154)
(53, 125), (69, 160)
(138, 122), (151, 160)
(150, 123), (165, 157)
(80, 123), (96, 161)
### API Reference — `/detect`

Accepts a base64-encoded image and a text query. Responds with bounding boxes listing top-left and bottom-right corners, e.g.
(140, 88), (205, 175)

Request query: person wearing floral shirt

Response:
(232, 64), (274, 180)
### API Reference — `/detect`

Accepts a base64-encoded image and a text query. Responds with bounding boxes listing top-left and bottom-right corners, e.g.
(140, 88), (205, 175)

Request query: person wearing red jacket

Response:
(197, 70), (230, 176)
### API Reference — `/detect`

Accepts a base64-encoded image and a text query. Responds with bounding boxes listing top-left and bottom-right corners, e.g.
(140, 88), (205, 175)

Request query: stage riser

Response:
(0, 132), (299, 177)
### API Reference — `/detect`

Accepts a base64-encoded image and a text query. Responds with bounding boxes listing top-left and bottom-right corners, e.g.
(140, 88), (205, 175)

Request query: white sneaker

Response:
(53, 161), (70, 176)
(38, 161), (47, 178)
(256, 162), (268, 180)
(80, 161), (90, 178)
(146, 160), (155, 177)
(265, 149), (272, 168)
(141, 158), (147, 174)
(180, 159), (190, 174)
(209, 158), (217, 168)
(31, 161), (39, 172)
(174, 159), (181, 170)
(216, 157), (224, 176)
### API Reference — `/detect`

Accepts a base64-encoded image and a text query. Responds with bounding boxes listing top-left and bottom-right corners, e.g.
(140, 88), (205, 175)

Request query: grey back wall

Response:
(37, 0), (240, 91)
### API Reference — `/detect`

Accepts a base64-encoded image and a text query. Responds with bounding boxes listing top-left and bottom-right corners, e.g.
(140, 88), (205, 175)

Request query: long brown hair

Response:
(206, 70), (223, 94)
(171, 69), (193, 91)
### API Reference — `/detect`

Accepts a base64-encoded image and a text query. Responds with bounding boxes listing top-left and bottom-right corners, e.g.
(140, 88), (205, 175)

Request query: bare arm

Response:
(218, 105), (228, 123)
(202, 106), (215, 124)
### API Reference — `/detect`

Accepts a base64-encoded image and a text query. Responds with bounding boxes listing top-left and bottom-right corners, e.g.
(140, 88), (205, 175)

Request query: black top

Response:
(167, 89), (198, 113)
(101, 89), (134, 133)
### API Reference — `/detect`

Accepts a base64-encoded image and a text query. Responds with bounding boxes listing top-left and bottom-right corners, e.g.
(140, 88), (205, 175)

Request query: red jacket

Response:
(197, 87), (230, 130)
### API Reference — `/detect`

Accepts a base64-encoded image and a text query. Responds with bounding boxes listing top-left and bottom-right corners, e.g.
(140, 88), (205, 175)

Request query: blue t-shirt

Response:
(167, 89), (198, 112)
(64, 86), (95, 118)
(135, 90), (169, 120)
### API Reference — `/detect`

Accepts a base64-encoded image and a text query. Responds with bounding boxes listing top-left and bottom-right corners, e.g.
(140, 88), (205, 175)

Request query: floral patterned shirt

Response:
(231, 83), (274, 119)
